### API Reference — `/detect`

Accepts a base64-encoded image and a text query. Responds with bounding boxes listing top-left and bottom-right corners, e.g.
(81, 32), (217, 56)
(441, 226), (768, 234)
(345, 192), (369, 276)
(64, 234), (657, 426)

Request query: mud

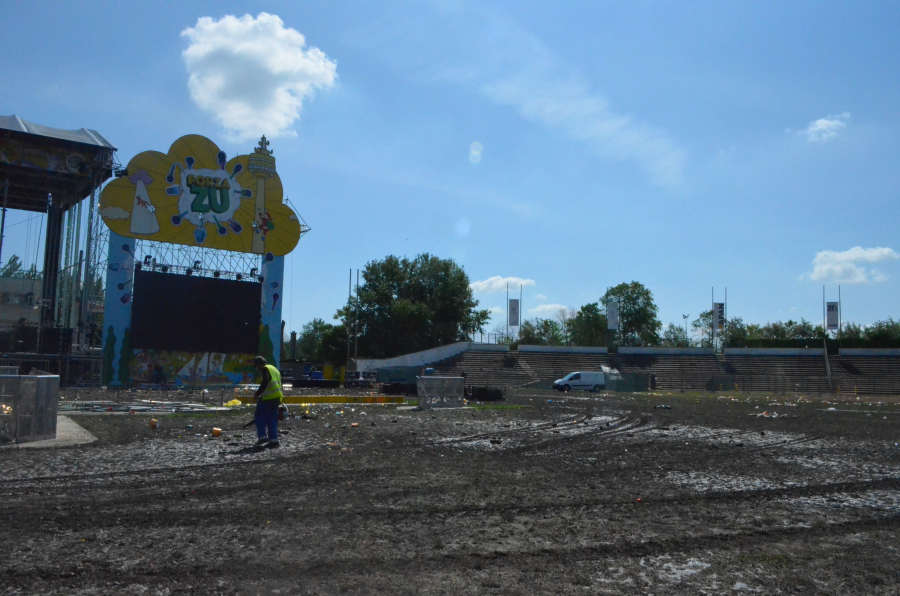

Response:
(1, 390), (899, 594)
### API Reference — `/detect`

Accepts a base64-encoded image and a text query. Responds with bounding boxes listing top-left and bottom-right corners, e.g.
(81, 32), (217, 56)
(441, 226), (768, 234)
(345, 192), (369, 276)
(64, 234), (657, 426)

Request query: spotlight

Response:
(213, 271), (221, 278)
(134, 263), (142, 271)
(186, 268), (193, 276)
(161, 266), (168, 273)
(193, 260), (202, 270)
(258, 276), (265, 282)
(250, 268), (258, 276)
(143, 255), (152, 265)
(235, 273), (242, 281)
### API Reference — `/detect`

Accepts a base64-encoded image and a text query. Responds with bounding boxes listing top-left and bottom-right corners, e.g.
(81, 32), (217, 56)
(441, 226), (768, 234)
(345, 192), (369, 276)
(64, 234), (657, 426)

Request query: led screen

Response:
(130, 270), (260, 354)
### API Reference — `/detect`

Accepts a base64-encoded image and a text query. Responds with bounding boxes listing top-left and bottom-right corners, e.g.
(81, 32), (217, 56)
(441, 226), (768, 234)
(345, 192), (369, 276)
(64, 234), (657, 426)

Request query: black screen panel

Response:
(131, 270), (260, 354)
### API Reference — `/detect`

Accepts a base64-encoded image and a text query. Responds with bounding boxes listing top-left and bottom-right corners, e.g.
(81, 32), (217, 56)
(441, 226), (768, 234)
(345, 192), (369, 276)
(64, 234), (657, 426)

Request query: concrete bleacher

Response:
(831, 350), (900, 394)
(610, 349), (722, 391)
(428, 348), (611, 389)
(429, 350), (531, 387)
(723, 349), (830, 393)
(365, 343), (900, 394)
(516, 351), (610, 389)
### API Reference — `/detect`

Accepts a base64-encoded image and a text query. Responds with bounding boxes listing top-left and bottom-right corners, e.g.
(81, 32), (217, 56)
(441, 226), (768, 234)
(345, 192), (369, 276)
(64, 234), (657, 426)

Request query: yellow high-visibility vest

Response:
(260, 365), (283, 401)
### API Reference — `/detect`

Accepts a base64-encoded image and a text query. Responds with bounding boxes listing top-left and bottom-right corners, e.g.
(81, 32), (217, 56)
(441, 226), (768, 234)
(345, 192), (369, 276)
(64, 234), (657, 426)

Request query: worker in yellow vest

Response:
(252, 356), (284, 448)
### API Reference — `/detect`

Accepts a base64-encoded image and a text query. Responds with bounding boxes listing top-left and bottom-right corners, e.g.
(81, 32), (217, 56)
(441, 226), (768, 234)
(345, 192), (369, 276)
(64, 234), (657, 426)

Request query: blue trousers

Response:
(255, 399), (280, 443)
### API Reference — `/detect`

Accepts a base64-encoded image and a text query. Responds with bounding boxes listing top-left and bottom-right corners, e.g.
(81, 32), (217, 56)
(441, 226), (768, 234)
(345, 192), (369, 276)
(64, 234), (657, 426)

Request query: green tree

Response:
(722, 317), (749, 347)
(862, 318), (900, 347)
(758, 319), (824, 341)
(1, 255), (22, 277)
(837, 322), (864, 346)
(294, 318), (330, 362)
(339, 254), (489, 359)
(0, 255), (41, 279)
(321, 323), (349, 366)
(660, 323), (690, 347)
(569, 302), (607, 346)
(288, 318), (349, 366)
(518, 318), (566, 346)
(691, 310), (714, 347)
(691, 311), (750, 348)
(601, 282), (661, 347)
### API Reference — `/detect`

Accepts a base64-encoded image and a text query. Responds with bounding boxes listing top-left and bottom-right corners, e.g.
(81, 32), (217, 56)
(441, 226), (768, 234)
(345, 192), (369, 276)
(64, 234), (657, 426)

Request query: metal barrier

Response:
(416, 376), (465, 409)
(0, 373), (59, 443)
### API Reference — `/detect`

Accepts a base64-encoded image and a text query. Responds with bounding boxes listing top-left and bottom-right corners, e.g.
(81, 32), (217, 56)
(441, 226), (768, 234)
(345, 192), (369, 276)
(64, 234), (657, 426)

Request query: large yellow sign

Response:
(100, 135), (302, 255)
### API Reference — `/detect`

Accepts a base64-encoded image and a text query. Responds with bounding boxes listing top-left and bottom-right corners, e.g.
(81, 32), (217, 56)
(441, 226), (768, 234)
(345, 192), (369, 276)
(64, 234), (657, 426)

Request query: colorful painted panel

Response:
(99, 135), (302, 256)
(101, 232), (136, 386)
(0, 137), (101, 176)
(131, 350), (258, 386)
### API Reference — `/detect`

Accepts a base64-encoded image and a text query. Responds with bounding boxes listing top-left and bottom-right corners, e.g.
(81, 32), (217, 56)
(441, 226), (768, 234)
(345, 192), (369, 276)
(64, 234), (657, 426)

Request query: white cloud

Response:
(802, 246), (899, 284)
(441, 18), (685, 187)
(803, 112), (850, 142)
(469, 141), (483, 164)
(536, 294), (547, 300)
(470, 276), (536, 294)
(529, 303), (566, 316)
(480, 75), (685, 186)
(487, 306), (505, 315)
(100, 206), (129, 220)
(182, 13), (337, 141)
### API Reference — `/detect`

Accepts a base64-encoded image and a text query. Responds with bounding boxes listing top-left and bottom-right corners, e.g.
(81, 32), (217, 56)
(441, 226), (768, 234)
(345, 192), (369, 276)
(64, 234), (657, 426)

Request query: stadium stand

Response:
(609, 353), (723, 391)
(830, 353), (900, 394)
(723, 354), (830, 393)
(373, 343), (900, 394)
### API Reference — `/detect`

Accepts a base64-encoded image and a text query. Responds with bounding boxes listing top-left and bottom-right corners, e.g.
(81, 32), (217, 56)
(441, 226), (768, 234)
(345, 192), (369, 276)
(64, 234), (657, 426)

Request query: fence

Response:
(416, 377), (465, 409)
(654, 375), (836, 394)
(0, 372), (59, 443)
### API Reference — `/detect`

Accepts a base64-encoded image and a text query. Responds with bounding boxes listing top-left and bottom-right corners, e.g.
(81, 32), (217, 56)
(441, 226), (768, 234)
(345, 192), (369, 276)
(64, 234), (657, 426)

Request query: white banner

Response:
(826, 302), (839, 330)
(714, 303), (726, 330)
(508, 299), (520, 327)
(607, 302), (619, 330)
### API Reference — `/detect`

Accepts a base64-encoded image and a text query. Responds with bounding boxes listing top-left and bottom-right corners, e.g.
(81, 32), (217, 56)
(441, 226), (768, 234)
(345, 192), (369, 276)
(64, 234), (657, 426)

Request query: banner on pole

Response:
(607, 302), (619, 330)
(826, 302), (839, 330)
(508, 299), (520, 327)
(714, 303), (726, 330)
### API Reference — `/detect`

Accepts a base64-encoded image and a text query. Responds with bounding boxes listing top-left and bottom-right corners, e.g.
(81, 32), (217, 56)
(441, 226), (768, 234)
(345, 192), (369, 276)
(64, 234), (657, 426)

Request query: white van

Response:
(553, 368), (617, 392)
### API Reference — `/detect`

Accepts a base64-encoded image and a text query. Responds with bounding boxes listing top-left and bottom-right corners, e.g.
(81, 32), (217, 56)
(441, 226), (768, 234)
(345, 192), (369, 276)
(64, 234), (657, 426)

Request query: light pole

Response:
(683, 314), (689, 347)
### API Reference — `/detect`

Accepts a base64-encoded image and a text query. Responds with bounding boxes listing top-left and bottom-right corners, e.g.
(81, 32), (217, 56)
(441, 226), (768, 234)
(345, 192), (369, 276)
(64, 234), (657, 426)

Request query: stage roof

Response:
(0, 115), (115, 149)
(0, 114), (116, 212)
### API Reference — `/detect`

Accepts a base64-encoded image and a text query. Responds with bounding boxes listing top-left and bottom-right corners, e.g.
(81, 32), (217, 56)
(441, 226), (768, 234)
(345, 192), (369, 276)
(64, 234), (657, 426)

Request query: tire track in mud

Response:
(427, 410), (642, 452)
(6, 511), (900, 587)
(0, 418), (838, 505)
(5, 450), (896, 534)
(427, 412), (615, 445)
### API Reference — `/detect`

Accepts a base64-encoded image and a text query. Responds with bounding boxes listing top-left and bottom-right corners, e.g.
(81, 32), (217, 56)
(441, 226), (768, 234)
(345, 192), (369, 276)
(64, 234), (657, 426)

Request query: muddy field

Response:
(2, 389), (900, 595)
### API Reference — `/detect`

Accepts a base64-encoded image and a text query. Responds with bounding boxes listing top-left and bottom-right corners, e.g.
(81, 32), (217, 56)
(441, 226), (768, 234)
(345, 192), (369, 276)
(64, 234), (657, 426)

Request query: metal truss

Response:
(132, 240), (264, 282)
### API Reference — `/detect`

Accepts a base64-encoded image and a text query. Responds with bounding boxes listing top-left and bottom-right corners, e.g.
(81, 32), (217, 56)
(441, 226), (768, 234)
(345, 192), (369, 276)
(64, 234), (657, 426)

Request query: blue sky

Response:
(2, 1), (898, 336)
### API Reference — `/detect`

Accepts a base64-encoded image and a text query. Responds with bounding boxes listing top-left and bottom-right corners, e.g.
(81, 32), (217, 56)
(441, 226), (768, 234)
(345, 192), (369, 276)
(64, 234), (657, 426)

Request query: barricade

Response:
(416, 376), (465, 409)
(0, 371), (59, 443)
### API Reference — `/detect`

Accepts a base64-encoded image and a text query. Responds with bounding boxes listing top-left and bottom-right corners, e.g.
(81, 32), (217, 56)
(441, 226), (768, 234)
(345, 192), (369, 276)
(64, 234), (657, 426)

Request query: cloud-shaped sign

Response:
(99, 135), (303, 256)
(100, 206), (130, 220)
